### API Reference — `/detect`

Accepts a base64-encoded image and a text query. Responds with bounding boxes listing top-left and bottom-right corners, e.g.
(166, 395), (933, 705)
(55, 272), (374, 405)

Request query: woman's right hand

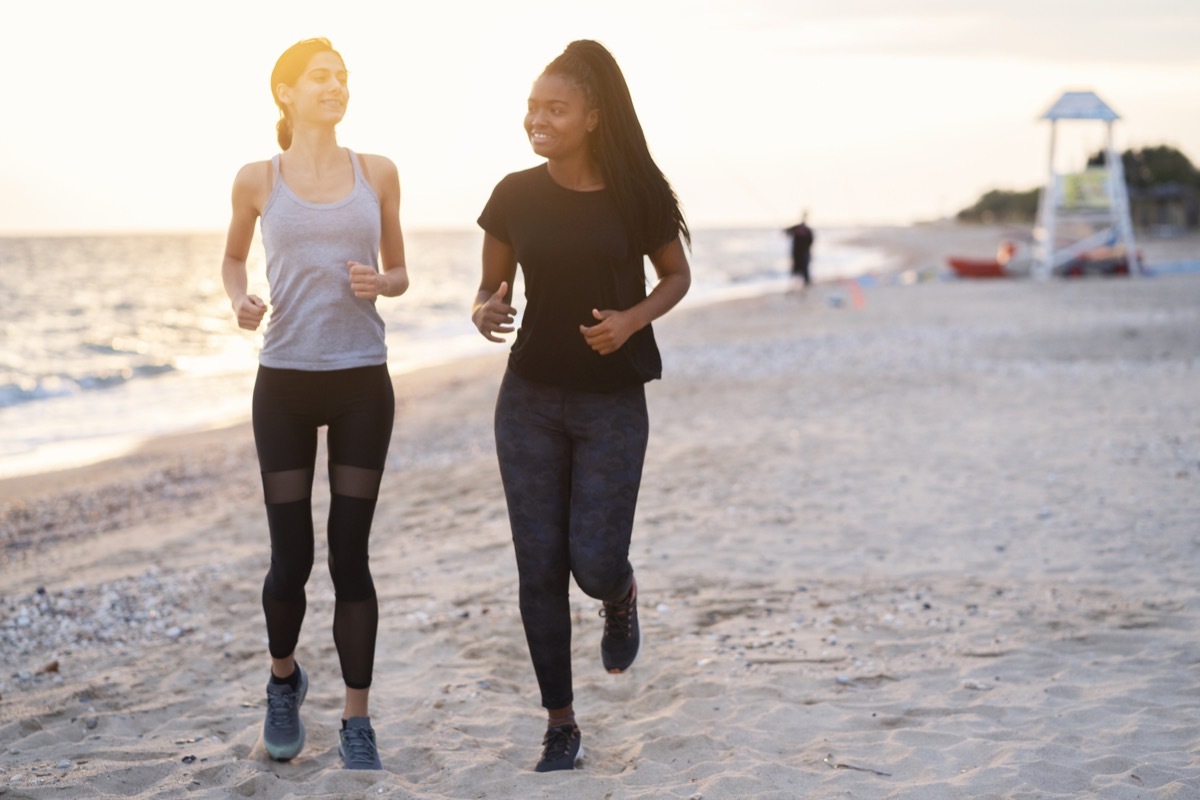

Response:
(472, 281), (515, 343)
(233, 294), (268, 331)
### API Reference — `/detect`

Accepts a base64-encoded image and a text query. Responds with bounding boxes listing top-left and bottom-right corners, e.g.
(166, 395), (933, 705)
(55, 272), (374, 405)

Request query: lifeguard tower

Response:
(1033, 90), (1142, 279)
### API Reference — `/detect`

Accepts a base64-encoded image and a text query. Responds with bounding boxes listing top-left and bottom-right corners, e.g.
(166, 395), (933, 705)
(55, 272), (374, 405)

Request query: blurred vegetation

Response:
(955, 187), (1040, 224)
(1090, 144), (1200, 190)
(957, 144), (1199, 225)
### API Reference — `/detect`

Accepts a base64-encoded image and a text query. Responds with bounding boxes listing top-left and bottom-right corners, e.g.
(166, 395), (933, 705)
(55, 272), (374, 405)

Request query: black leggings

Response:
(494, 369), (648, 709)
(252, 364), (394, 690)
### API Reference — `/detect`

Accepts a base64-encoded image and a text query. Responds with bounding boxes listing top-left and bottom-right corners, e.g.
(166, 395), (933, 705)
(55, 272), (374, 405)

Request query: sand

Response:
(2, 225), (1199, 799)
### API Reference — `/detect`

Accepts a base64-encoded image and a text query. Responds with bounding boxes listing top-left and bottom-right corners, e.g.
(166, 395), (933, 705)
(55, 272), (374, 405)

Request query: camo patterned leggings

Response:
(494, 368), (648, 709)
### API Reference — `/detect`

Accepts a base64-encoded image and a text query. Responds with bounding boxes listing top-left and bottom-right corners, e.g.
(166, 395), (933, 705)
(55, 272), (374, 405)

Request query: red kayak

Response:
(946, 256), (1010, 278)
(947, 241), (1019, 279)
(948, 241), (1136, 279)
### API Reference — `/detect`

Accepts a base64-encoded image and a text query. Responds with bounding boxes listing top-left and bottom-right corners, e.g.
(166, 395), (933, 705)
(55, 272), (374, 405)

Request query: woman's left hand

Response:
(580, 308), (636, 355)
(349, 261), (383, 299)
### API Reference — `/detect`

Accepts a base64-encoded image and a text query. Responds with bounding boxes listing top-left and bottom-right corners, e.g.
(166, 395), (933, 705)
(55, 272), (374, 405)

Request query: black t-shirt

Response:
(478, 164), (669, 392)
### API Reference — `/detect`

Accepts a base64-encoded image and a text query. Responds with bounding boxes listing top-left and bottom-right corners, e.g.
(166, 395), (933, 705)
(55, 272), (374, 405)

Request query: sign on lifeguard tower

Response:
(1033, 90), (1141, 278)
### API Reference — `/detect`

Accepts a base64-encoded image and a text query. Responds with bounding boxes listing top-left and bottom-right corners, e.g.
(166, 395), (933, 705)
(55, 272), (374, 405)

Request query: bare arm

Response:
(350, 154), (409, 299)
(580, 235), (692, 355)
(221, 162), (269, 331)
(471, 232), (518, 343)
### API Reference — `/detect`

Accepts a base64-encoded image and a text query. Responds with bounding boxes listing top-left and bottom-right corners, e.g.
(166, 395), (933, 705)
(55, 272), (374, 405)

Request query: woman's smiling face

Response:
(279, 51), (350, 126)
(524, 74), (597, 161)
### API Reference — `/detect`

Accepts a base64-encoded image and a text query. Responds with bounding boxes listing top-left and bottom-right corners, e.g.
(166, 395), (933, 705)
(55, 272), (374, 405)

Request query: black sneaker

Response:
(534, 722), (583, 772)
(600, 578), (641, 673)
(262, 665), (307, 761)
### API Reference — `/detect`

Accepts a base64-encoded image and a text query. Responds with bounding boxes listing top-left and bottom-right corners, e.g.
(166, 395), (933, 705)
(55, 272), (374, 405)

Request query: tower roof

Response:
(1041, 91), (1120, 122)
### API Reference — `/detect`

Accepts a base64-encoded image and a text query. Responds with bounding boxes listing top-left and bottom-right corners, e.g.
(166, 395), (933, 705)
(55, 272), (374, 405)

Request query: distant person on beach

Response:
(220, 37), (408, 771)
(471, 39), (691, 772)
(784, 211), (815, 291)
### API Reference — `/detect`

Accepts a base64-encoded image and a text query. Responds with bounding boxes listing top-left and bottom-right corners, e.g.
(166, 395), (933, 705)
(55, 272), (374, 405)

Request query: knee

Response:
(327, 551), (376, 602)
(573, 566), (629, 603)
(264, 556), (313, 601)
(516, 557), (571, 617)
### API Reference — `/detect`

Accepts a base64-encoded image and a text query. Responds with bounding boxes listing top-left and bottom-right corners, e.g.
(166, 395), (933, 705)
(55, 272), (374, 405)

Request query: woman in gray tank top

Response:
(220, 37), (409, 771)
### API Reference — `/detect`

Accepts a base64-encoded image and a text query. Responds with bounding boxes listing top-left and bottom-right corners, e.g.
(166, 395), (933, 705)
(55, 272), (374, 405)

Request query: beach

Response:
(2, 225), (1199, 799)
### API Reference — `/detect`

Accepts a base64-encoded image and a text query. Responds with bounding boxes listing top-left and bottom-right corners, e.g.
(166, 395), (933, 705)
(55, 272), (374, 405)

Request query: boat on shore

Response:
(946, 241), (1028, 279)
(946, 241), (1131, 278)
(946, 256), (1012, 278)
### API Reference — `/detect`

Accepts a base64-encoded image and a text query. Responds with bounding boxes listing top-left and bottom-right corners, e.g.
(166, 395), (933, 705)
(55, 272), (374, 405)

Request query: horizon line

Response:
(0, 218), (956, 239)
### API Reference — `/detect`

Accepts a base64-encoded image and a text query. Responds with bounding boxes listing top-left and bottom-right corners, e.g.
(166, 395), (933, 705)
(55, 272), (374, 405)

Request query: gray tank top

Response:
(258, 149), (387, 370)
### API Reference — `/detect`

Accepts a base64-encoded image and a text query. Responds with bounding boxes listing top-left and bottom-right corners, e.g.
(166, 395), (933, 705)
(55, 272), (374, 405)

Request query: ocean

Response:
(0, 227), (893, 480)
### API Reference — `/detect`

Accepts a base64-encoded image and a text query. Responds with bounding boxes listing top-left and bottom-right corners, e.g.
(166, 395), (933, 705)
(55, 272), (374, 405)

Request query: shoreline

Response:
(0, 352), (510, 563)
(4, 222), (1195, 487)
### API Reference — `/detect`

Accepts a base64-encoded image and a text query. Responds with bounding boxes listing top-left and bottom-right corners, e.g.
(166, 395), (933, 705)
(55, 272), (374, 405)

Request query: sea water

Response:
(0, 227), (892, 479)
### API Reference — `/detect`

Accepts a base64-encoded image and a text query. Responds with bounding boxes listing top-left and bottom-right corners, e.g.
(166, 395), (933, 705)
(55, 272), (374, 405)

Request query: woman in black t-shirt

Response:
(472, 39), (692, 773)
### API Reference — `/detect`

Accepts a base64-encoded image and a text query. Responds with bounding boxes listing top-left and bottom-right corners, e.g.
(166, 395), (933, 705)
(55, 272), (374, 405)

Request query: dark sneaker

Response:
(339, 717), (383, 770)
(262, 665), (307, 761)
(600, 578), (641, 673)
(534, 722), (583, 772)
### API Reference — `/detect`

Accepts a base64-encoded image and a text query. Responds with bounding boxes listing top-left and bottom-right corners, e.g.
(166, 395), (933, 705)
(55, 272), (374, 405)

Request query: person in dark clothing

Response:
(784, 211), (815, 291)
(471, 39), (691, 773)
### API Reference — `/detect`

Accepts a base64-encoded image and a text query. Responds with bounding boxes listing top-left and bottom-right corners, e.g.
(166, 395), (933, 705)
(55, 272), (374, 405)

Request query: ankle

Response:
(610, 578), (636, 607)
(547, 711), (576, 728)
(269, 662), (301, 690)
(270, 656), (297, 681)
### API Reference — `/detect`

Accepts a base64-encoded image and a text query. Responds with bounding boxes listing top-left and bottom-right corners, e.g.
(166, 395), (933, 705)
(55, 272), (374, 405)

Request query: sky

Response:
(3, 0), (1199, 234)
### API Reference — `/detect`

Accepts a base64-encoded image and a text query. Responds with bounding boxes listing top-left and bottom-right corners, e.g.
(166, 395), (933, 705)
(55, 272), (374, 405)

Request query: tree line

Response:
(956, 144), (1200, 226)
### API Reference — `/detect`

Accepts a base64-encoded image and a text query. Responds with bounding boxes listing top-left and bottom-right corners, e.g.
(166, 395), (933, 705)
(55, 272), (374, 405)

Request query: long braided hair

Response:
(542, 40), (690, 255)
(270, 37), (343, 150)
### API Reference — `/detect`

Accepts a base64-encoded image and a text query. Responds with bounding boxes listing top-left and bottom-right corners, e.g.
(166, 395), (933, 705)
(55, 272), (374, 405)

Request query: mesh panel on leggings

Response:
(261, 468), (314, 505)
(329, 463), (384, 500)
(334, 598), (379, 689)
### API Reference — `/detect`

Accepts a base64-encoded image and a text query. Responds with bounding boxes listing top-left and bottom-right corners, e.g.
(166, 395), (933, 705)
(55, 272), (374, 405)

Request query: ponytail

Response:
(276, 115), (293, 150)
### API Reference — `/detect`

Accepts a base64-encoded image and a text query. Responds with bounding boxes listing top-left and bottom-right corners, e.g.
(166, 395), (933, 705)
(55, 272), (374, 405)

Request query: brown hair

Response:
(270, 37), (343, 150)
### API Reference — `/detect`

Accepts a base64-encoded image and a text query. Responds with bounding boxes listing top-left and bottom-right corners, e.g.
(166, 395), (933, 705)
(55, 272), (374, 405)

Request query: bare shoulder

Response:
(357, 153), (398, 173)
(358, 153), (399, 184)
(235, 158), (272, 181)
(232, 159), (274, 192)
(357, 153), (400, 204)
(229, 159), (274, 212)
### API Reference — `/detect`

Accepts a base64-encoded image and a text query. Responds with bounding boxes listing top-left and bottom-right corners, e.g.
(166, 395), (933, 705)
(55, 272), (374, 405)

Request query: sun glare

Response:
(2, 1), (1198, 232)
